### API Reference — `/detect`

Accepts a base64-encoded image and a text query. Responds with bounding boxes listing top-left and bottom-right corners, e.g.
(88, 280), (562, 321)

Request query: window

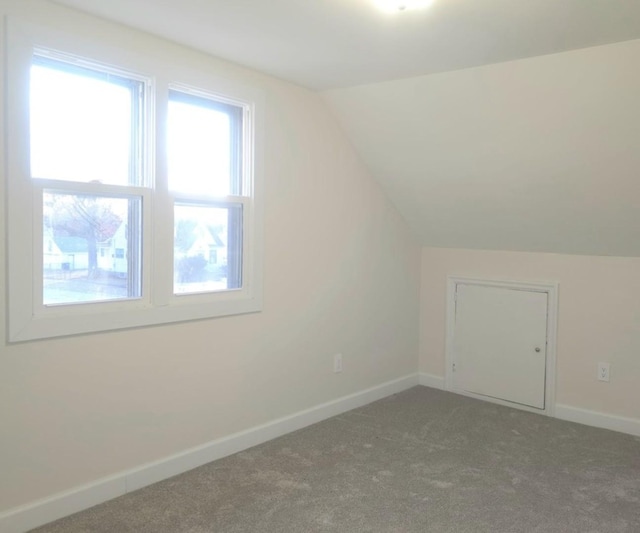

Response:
(31, 54), (145, 308)
(168, 90), (245, 295)
(6, 19), (264, 341)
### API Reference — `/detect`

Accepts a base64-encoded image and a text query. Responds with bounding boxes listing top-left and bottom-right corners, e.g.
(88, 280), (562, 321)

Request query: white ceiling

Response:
(52, 0), (640, 90)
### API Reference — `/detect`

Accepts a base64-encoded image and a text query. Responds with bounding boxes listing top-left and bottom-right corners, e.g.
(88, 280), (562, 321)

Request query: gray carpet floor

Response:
(30, 386), (640, 532)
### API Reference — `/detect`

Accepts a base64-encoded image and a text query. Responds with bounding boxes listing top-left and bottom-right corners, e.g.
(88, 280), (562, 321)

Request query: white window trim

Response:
(5, 17), (264, 342)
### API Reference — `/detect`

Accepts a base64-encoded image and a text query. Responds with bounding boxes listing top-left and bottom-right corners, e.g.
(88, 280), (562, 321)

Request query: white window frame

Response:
(5, 18), (264, 342)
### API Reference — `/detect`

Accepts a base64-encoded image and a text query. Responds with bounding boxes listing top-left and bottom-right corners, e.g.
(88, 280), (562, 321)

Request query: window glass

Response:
(30, 56), (143, 185)
(43, 192), (142, 305)
(174, 203), (242, 294)
(168, 90), (243, 196)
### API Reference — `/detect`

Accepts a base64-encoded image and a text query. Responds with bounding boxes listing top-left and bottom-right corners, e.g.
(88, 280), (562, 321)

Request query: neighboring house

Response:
(175, 221), (226, 266)
(43, 228), (89, 271)
(97, 222), (128, 277)
(44, 219), (226, 276)
(173, 220), (228, 286)
(44, 223), (128, 275)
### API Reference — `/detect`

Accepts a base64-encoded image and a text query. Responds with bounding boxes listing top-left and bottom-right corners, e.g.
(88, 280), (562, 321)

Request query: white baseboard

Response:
(0, 373), (419, 533)
(418, 375), (640, 438)
(418, 372), (445, 390)
(555, 404), (640, 437)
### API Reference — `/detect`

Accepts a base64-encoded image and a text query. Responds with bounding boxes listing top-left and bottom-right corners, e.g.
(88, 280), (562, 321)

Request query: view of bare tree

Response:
(46, 193), (123, 277)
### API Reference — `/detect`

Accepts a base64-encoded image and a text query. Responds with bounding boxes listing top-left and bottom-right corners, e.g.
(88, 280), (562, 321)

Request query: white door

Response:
(452, 283), (548, 409)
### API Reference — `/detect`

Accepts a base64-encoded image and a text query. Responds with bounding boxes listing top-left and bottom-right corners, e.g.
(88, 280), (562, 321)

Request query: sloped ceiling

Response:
(50, 0), (640, 256)
(324, 40), (640, 256)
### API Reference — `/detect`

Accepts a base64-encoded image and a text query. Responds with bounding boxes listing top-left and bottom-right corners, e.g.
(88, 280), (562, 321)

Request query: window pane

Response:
(174, 203), (242, 294)
(43, 192), (142, 305)
(168, 91), (243, 196)
(30, 56), (143, 185)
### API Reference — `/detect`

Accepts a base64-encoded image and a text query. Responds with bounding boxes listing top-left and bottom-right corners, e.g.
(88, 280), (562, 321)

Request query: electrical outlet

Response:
(333, 353), (343, 373)
(597, 362), (610, 382)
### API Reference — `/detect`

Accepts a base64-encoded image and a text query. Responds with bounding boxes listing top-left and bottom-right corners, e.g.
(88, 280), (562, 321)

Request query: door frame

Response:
(445, 276), (559, 416)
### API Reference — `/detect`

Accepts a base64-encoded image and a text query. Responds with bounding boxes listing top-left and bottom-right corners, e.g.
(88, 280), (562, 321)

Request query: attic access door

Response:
(447, 278), (557, 413)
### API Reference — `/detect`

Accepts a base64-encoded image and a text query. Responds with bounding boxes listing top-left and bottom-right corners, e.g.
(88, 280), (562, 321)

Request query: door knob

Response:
(535, 347), (541, 353)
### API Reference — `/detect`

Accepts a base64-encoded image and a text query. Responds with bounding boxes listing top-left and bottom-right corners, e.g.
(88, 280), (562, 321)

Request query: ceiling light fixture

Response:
(374, 0), (434, 13)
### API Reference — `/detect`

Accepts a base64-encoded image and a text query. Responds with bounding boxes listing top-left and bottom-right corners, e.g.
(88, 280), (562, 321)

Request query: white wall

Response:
(0, 0), (420, 513)
(420, 247), (640, 422)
